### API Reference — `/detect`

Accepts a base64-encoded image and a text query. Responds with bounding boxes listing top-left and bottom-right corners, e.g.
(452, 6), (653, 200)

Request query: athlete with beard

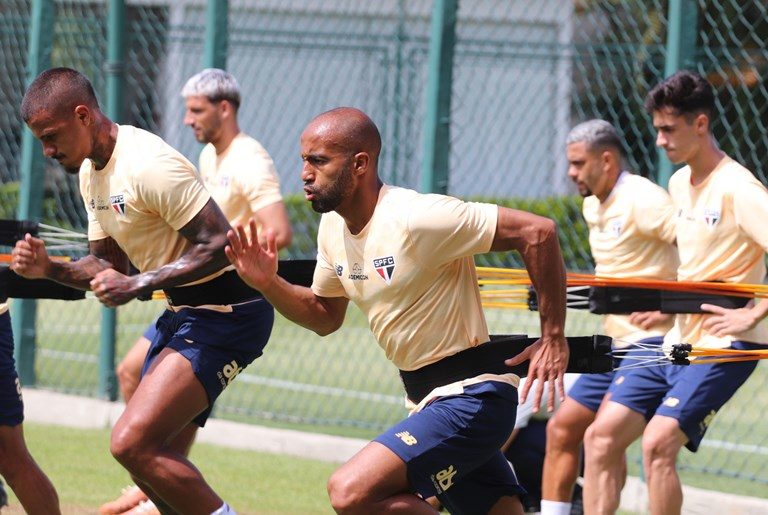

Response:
(226, 107), (569, 514)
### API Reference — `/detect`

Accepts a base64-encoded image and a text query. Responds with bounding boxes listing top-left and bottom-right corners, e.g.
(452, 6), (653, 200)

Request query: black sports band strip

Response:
(399, 334), (613, 404)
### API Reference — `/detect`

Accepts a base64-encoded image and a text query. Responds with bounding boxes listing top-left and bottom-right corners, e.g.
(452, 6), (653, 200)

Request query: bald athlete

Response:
(12, 67), (272, 515)
(226, 107), (569, 514)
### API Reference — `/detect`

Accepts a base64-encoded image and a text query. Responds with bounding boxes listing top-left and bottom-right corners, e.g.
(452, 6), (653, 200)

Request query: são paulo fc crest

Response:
(703, 208), (720, 228)
(110, 192), (126, 216)
(373, 256), (396, 285)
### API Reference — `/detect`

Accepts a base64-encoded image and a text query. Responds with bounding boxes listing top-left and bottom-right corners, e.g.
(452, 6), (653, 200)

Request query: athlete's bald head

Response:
(303, 107), (382, 166)
(21, 67), (100, 122)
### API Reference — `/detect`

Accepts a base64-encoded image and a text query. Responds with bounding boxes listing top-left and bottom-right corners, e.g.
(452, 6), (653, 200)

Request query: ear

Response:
(601, 150), (615, 169)
(695, 113), (709, 135)
(220, 100), (235, 119)
(74, 105), (91, 125)
(353, 152), (370, 175)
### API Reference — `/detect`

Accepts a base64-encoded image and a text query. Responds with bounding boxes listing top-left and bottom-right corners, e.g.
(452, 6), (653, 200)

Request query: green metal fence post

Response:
(99, 0), (126, 401)
(12, 0), (55, 387)
(657, 0), (698, 187)
(420, 0), (458, 194)
(204, 0), (229, 69)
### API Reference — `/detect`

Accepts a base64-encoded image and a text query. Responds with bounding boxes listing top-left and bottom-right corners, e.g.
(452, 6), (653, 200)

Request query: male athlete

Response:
(540, 119), (678, 515)
(12, 67), (272, 515)
(0, 300), (60, 514)
(226, 107), (569, 514)
(100, 68), (292, 515)
(583, 70), (768, 514)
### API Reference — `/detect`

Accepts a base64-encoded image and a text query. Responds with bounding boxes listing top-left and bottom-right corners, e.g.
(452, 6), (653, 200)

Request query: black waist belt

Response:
(163, 270), (261, 307)
(0, 266), (85, 302)
(399, 334), (614, 404)
(588, 286), (750, 314)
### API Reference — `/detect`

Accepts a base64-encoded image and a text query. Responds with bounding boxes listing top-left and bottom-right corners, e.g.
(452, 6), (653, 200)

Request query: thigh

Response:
(375, 381), (518, 500)
(0, 312), (22, 427)
(656, 348), (758, 452)
(568, 371), (616, 412)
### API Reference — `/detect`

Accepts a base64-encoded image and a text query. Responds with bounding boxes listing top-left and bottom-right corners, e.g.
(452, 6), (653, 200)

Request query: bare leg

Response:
(583, 401), (645, 515)
(110, 347), (220, 515)
(642, 415), (687, 515)
(542, 398), (596, 502)
(117, 335), (151, 403)
(327, 442), (438, 514)
(0, 424), (60, 515)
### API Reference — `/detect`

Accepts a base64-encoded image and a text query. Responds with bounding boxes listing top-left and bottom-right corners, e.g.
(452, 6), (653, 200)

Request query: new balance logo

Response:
(217, 360), (242, 388)
(395, 431), (417, 446)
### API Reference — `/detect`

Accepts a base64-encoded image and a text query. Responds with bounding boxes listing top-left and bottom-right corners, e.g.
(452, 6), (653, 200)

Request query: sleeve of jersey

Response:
(79, 171), (108, 241)
(310, 217), (348, 298)
(241, 156), (284, 214)
(408, 195), (498, 266)
(634, 184), (677, 243)
(733, 179), (768, 252)
(136, 156), (211, 230)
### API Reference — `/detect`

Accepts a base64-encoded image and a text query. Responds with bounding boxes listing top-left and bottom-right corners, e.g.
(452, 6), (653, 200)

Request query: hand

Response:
(505, 334), (568, 412)
(90, 268), (138, 307)
(10, 234), (51, 279)
(629, 310), (672, 330)
(225, 218), (278, 291)
(701, 303), (758, 337)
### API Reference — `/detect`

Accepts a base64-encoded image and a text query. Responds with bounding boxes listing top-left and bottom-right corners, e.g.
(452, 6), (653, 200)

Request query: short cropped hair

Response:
(21, 67), (100, 122)
(565, 119), (625, 156)
(644, 70), (715, 119)
(181, 68), (241, 109)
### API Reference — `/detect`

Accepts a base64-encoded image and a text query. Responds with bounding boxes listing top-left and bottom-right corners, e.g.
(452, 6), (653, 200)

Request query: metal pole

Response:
(204, 0), (229, 69)
(420, 0), (458, 194)
(99, 0), (127, 401)
(13, 0), (55, 386)
(657, 0), (698, 187)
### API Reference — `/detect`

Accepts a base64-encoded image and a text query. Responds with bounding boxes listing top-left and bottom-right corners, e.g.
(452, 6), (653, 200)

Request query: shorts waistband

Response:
(163, 270), (261, 307)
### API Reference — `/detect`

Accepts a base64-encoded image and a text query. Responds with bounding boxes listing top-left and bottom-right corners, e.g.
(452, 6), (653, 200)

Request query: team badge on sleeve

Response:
(110, 193), (126, 216)
(373, 256), (396, 285)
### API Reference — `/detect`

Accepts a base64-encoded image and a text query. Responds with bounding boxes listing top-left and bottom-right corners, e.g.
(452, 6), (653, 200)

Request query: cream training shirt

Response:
(79, 125), (214, 281)
(582, 172), (678, 344)
(311, 185), (499, 371)
(198, 132), (283, 234)
(665, 156), (768, 348)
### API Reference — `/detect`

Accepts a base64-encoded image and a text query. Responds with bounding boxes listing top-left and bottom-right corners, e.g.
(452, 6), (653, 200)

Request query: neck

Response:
(340, 179), (384, 235)
(687, 135), (724, 185)
(596, 170), (621, 203)
(212, 123), (240, 155)
(90, 115), (118, 170)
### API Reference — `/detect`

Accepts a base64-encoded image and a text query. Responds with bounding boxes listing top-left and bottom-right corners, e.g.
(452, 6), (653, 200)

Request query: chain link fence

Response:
(1, 0), (768, 498)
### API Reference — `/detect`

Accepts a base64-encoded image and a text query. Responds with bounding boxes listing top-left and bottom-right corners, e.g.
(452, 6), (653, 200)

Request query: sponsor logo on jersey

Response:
(703, 208), (721, 228)
(431, 465), (457, 493)
(110, 193), (126, 216)
(348, 262), (368, 281)
(373, 256), (396, 285)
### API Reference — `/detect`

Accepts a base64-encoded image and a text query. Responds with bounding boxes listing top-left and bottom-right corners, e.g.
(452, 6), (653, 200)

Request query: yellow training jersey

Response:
(665, 155), (768, 348)
(79, 125), (216, 282)
(311, 185), (498, 371)
(582, 172), (678, 344)
(199, 132), (283, 234)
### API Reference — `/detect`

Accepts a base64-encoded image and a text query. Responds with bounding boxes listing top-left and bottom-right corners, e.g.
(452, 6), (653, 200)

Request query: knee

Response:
(547, 412), (581, 449)
(584, 422), (615, 460)
(641, 432), (678, 469)
(327, 469), (365, 514)
(116, 359), (140, 393)
(110, 423), (147, 473)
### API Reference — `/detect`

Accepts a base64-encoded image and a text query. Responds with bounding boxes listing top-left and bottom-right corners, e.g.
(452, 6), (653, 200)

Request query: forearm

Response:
(260, 276), (343, 335)
(521, 223), (567, 338)
(748, 298), (768, 324)
(48, 255), (114, 290)
(132, 242), (229, 296)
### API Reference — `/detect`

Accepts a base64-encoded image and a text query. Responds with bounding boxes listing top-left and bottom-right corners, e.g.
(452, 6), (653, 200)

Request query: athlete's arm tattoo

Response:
(132, 198), (231, 295)
(48, 237), (129, 290)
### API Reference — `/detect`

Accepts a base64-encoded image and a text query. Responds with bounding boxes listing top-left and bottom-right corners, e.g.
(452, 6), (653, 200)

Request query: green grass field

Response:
(6, 423), (338, 514)
(12, 298), (768, 501)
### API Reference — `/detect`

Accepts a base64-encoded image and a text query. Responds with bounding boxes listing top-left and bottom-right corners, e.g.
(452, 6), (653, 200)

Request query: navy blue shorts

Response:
(0, 311), (23, 427)
(142, 299), (274, 427)
(569, 336), (663, 412)
(141, 316), (160, 342)
(610, 341), (761, 451)
(375, 381), (524, 514)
